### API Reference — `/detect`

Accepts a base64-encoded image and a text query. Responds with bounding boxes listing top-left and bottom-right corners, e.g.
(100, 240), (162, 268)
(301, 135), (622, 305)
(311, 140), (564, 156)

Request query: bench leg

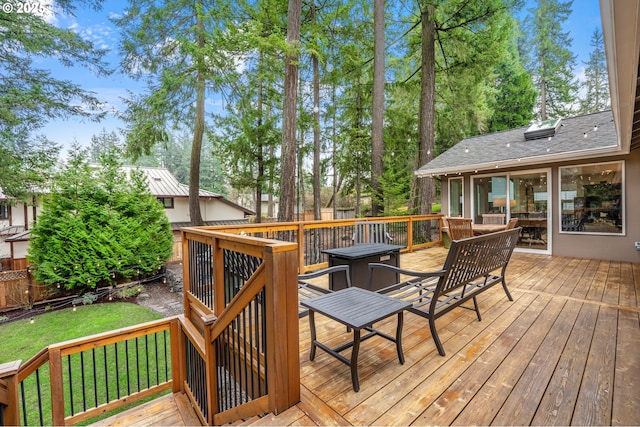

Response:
(429, 315), (446, 356)
(472, 296), (482, 321)
(396, 312), (405, 364)
(502, 279), (514, 301)
(351, 329), (361, 392)
(308, 310), (317, 361)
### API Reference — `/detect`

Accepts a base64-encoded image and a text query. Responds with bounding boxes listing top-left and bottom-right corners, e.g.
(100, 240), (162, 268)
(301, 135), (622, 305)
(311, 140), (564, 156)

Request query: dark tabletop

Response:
(321, 243), (404, 260)
(300, 287), (410, 329)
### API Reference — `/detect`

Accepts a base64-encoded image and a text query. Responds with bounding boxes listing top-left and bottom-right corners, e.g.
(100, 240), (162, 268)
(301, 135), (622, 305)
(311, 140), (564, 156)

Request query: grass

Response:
(1, 302), (170, 425)
(0, 302), (164, 364)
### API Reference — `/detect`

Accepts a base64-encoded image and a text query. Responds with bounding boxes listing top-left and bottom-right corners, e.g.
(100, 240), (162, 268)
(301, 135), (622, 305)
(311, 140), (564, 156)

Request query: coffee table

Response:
(300, 287), (410, 391)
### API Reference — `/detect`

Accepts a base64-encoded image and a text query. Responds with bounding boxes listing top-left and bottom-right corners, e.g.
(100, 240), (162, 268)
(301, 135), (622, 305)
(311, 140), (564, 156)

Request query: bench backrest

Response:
(438, 228), (520, 295)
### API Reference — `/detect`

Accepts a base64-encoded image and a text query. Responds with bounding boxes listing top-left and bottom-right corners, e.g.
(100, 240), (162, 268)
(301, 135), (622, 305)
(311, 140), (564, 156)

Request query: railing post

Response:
(170, 317), (182, 394)
(181, 231), (191, 321)
(407, 217), (414, 251)
(264, 245), (300, 413)
(297, 223), (305, 273)
(203, 315), (217, 426)
(0, 360), (21, 426)
(48, 348), (65, 426)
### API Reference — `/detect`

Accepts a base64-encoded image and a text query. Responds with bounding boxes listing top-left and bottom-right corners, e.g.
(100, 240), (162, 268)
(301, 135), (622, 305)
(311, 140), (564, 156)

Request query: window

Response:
(559, 161), (623, 234)
(0, 203), (8, 220)
(157, 197), (174, 209)
(448, 178), (463, 217)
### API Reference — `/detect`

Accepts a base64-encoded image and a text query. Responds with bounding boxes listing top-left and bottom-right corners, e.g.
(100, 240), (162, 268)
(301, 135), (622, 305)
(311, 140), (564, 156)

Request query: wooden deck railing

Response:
(0, 317), (179, 426)
(195, 215), (444, 272)
(179, 229), (300, 425)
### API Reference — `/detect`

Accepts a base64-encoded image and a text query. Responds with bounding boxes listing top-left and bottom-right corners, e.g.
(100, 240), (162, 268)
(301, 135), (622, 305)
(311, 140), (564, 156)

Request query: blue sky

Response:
(36, 0), (603, 152)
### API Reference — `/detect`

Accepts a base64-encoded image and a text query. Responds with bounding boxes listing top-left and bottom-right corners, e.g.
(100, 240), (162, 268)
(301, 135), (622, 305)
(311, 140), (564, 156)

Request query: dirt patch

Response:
(134, 263), (184, 317)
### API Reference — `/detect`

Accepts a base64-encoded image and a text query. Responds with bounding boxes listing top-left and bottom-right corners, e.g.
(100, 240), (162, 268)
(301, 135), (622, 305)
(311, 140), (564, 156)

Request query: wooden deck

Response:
(95, 248), (640, 426)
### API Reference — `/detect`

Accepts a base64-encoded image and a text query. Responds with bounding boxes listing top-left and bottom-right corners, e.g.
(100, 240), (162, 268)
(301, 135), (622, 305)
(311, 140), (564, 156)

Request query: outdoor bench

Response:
(367, 227), (520, 356)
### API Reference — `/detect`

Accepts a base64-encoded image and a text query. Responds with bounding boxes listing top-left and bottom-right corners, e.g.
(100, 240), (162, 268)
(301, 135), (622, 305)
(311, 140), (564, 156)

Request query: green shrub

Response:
(28, 148), (173, 293)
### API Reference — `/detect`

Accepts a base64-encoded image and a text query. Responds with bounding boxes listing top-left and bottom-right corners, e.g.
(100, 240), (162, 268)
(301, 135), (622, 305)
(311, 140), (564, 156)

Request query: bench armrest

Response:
(299, 265), (351, 288)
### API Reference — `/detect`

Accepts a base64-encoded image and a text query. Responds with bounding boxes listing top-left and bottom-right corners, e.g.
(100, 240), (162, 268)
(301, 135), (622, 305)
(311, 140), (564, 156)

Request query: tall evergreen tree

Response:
(522, 0), (578, 120)
(413, 0), (514, 215)
(113, 0), (238, 226)
(370, 0), (385, 217)
(279, 0), (302, 222)
(0, 0), (110, 199)
(89, 129), (122, 163)
(579, 27), (610, 114)
(488, 21), (536, 132)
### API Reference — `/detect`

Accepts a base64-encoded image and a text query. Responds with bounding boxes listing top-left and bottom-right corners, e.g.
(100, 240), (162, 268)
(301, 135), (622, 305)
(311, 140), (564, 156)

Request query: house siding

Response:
(441, 149), (640, 263)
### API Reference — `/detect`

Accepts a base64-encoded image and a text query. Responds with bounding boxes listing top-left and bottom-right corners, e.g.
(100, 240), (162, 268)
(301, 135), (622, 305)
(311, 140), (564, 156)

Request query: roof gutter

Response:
(414, 143), (623, 177)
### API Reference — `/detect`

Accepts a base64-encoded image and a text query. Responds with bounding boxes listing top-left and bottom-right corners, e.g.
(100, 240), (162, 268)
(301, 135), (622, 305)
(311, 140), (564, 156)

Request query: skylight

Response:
(524, 118), (562, 140)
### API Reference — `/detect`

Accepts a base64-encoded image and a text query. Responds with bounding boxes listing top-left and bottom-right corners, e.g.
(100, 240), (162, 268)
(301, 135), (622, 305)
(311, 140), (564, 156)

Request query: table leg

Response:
(350, 329), (361, 392)
(308, 310), (317, 361)
(396, 312), (405, 364)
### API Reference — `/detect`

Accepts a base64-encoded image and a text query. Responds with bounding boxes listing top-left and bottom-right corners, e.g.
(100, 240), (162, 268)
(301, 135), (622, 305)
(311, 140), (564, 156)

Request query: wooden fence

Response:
(0, 270), (49, 311)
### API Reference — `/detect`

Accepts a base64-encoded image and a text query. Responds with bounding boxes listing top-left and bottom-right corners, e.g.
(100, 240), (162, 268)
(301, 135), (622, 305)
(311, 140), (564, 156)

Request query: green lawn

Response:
(1, 302), (169, 425)
(1, 302), (164, 364)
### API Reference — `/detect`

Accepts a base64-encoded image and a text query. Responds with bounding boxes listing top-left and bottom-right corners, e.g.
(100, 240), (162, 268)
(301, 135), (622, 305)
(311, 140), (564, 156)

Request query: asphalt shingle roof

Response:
(415, 110), (619, 176)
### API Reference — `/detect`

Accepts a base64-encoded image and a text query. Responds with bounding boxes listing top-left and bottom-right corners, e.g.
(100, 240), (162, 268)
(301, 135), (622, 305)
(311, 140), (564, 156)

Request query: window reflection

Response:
(560, 162), (623, 234)
(449, 178), (463, 217)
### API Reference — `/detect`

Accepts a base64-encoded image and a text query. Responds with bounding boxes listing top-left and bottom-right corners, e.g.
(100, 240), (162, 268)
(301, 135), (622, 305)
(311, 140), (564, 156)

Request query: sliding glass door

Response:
(510, 171), (549, 251)
(472, 169), (550, 252)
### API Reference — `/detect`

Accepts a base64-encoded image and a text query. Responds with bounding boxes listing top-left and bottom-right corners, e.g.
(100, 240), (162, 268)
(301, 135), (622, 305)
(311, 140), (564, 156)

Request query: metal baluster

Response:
(92, 348), (98, 407)
(103, 346), (109, 403)
(80, 352), (86, 412)
(115, 342), (120, 399)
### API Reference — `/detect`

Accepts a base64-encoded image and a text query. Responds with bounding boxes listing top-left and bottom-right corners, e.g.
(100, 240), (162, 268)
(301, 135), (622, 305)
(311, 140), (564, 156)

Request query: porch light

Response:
(465, 148), (469, 153)
(583, 132), (588, 138)
(30, 317), (35, 324)
(593, 125), (598, 131)
(506, 143), (510, 147)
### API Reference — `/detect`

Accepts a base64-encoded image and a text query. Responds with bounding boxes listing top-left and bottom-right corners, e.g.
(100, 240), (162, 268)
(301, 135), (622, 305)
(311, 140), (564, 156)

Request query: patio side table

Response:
(300, 287), (411, 392)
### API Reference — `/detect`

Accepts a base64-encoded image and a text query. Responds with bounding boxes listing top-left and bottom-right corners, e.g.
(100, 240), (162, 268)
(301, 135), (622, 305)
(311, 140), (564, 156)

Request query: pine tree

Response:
(579, 28), (610, 114)
(523, 0), (578, 119)
(113, 0), (240, 226)
(488, 23), (536, 132)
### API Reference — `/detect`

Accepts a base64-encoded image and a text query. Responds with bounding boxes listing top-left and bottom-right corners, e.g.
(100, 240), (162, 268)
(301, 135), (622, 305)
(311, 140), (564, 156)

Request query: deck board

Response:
(94, 249), (640, 426)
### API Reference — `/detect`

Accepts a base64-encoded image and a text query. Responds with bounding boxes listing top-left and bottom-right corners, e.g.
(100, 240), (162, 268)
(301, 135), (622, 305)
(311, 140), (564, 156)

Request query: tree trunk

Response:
(278, 0), (301, 223)
(312, 0), (321, 220)
(255, 64), (264, 223)
(416, 3), (436, 216)
(371, 0), (385, 217)
(540, 58), (547, 120)
(189, 4), (205, 226)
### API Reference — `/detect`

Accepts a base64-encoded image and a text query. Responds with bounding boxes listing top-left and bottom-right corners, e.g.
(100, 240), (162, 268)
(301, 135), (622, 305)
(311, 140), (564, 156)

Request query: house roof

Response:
(0, 225), (25, 237)
(121, 166), (220, 198)
(121, 166), (254, 216)
(415, 110), (619, 177)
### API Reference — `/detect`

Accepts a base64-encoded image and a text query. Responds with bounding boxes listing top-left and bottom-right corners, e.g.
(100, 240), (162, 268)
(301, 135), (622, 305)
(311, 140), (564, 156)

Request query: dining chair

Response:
(482, 213), (506, 225)
(446, 217), (473, 240)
